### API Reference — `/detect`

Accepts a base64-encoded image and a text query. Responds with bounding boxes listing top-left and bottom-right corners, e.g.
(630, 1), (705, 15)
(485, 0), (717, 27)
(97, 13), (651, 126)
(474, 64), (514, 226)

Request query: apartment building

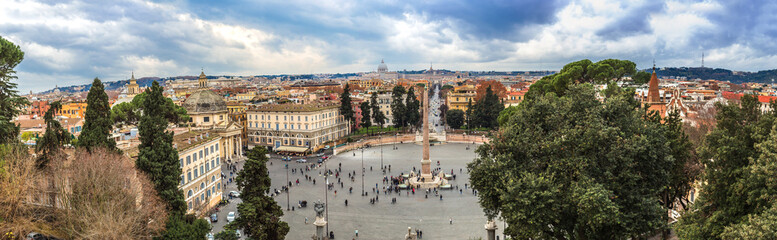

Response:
(246, 102), (350, 153)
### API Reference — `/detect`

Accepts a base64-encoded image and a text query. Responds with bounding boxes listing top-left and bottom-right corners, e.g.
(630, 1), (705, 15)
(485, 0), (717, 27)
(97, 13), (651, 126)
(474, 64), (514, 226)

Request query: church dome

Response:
(182, 89), (227, 113)
(377, 59), (388, 73)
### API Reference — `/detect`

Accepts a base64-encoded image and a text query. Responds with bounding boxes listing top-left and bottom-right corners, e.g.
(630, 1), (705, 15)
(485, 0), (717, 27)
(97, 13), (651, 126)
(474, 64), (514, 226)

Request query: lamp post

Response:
(361, 147), (365, 196)
(286, 163), (290, 211)
(380, 135), (383, 170)
(324, 160), (329, 234)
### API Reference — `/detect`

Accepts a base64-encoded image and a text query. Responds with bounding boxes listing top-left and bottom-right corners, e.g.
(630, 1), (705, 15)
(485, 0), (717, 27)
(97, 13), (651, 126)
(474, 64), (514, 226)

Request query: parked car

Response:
(227, 212), (236, 222)
(317, 158), (324, 163)
(206, 233), (214, 240)
(296, 159), (307, 163)
(229, 191), (240, 198)
(210, 213), (218, 222)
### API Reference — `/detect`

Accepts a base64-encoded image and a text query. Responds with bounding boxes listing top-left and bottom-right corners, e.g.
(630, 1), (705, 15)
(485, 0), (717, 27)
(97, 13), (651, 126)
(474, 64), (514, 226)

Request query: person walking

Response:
(449, 217), (453, 224)
(355, 229), (358, 237)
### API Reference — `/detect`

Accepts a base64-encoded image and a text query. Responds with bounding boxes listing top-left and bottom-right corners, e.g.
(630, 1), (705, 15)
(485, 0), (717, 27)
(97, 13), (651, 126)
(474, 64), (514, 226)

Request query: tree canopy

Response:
(110, 91), (189, 128)
(35, 101), (71, 168)
(470, 86), (504, 129)
(78, 77), (117, 152)
(229, 146), (289, 239)
(446, 109), (464, 129)
(391, 85), (406, 128)
(526, 59), (638, 99)
(475, 80), (507, 101)
(0, 36), (28, 144)
(370, 92), (386, 127)
(469, 84), (686, 239)
(677, 95), (777, 239)
(339, 83), (355, 127)
(359, 101), (371, 129)
(405, 86), (420, 128)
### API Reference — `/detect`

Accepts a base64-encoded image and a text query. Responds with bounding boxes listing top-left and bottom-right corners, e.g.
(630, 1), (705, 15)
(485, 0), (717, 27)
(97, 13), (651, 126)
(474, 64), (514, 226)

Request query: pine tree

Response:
(229, 146), (289, 239)
(359, 101), (371, 129)
(370, 92), (386, 128)
(35, 101), (71, 168)
(0, 36), (28, 144)
(136, 81), (208, 239)
(405, 87), (420, 128)
(391, 85), (406, 128)
(339, 84), (354, 127)
(137, 81), (185, 214)
(78, 77), (116, 152)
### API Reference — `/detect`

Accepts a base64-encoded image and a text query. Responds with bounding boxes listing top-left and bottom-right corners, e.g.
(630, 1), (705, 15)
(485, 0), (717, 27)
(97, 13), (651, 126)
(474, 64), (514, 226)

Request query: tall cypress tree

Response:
(137, 81), (185, 213)
(229, 146), (289, 239)
(359, 101), (371, 129)
(78, 77), (116, 152)
(370, 92), (386, 128)
(391, 85), (406, 128)
(137, 81), (208, 239)
(405, 86), (420, 128)
(339, 84), (354, 127)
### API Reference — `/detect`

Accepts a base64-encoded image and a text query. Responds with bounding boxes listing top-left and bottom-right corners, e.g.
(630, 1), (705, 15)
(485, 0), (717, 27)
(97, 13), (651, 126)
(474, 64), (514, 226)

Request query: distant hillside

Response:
(652, 67), (777, 83)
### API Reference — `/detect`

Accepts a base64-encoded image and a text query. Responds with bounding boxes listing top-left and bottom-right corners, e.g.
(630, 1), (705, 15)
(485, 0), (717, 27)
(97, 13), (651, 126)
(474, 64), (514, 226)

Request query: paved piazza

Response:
(269, 142), (504, 240)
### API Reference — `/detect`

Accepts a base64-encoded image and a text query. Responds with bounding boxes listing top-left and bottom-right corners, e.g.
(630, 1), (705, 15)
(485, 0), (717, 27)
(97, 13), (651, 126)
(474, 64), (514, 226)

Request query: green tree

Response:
(78, 78), (116, 152)
(214, 229), (239, 240)
(677, 95), (777, 239)
(405, 87), (420, 128)
(111, 92), (189, 127)
(497, 106), (518, 127)
(632, 71), (651, 85)
(136, 81), (207, 239)
(35, 101), (71, 168)
(471, 86), (503, 129)
(469, 84), (676, 239)
(339, 84), (355, 127)
(391, 85), (406, 128)
(370, 92), (386, 128)
(446, 109), (464, 129)
(465, 98), (473, 129)
(359, 101), (371, 129)
(0, 36), (28, 144)
(527, 59), (638, 99)
(229, 146), (289, 239)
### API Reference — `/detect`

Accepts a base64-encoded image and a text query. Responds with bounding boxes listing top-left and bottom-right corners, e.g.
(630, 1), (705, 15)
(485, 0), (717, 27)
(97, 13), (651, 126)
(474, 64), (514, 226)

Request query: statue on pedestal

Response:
(314, 200), (325, 218)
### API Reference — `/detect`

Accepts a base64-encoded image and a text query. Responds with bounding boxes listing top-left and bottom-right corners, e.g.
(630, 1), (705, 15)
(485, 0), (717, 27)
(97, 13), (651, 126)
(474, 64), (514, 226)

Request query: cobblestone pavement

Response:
(269, 143), (506, 240)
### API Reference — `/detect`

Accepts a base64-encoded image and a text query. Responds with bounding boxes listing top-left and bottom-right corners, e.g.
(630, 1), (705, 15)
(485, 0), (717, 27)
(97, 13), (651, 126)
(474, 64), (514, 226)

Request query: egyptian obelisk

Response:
(420, 85), (432, 180)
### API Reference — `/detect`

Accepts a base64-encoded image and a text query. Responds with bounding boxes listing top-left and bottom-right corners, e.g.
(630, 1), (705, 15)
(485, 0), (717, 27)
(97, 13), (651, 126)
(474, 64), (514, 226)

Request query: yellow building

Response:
(57, 102), (88, 119)
(247, 102), (349, 153)
(235, 92), (256, 101)
(175, 131), (223, 216)
(446, 85), (476, 112)
(347, 79), (383, 89)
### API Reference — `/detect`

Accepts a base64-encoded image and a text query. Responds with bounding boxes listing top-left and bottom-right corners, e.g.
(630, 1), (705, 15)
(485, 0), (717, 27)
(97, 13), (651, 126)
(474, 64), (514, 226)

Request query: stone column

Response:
(314, 216), (327, 240)
(420, 86), (432, 179)
(485, 220), (497, 240)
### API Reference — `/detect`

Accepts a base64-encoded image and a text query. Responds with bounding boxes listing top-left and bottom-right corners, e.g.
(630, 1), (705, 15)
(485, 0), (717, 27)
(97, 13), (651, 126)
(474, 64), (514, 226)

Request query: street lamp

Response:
(361, 147), (365, 196)
(324, 160), (329, 234)
(286, 163), (290, 211)
(380, 135), (383, 170)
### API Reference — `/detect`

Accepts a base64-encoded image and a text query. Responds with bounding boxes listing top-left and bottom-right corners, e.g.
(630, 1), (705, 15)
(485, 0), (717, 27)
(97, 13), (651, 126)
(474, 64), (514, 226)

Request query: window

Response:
(291, 124), (294, 129)
(297, 116), (300, 121)
(205, 148), (208, 156)
(212, 176), (216, 182)
(206, 162), (210, 171)
(216, 143), (219, 151)
(179, 158), (183, 168)
(193, 152), (197, 160)
(220, 115), (223, 120)
(216, 157), (220, 165)
(275, 116), (278, 120)
(199, 150), (203, 159)
(217, 184), (221, 190)
(180, 175), (185, 185)
(204, 116), (210, 122)
(276, 124), (279, 130)
(188, 202), (192, 210)
(212, 159), (215, 167)
(262, 123), (265, 128)
(188, 171), (192, 181)
(200, 166), (204, 175)
(200, 183), (205, 191)
(194, 169), (198, 178)
(188, 190), (193, 198)
(284, 116), (286, 121)
(305, 116), (308, 121)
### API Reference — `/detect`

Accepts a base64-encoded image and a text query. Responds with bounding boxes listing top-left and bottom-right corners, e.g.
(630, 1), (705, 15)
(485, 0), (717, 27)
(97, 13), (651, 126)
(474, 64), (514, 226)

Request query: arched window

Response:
(187, 190), (193, 198)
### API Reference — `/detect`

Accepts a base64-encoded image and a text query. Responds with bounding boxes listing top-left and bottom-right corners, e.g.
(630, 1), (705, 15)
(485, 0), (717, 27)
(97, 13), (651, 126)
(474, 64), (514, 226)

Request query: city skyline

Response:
(4, 0), (777, 92)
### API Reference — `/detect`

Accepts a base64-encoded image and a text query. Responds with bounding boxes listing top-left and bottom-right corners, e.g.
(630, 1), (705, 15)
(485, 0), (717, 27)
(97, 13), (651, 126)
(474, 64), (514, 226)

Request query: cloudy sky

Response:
(3, 0), (777, 92)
